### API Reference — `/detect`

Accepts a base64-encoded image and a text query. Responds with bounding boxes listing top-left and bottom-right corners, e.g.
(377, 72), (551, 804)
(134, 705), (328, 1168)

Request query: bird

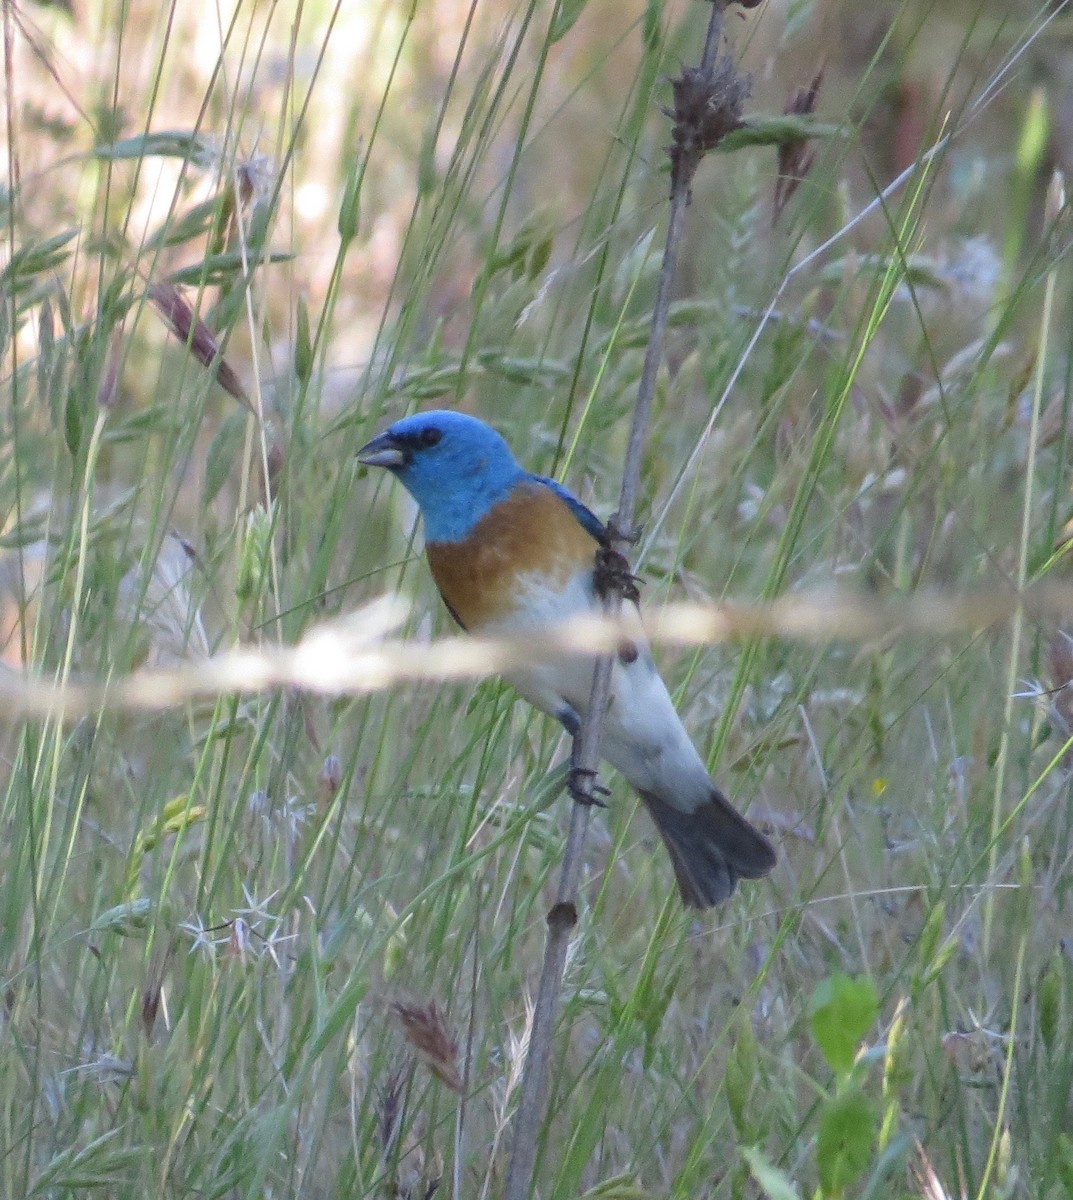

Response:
(357, 410), (776, 907)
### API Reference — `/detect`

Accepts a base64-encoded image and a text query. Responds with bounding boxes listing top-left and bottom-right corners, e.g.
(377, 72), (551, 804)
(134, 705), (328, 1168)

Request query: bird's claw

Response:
(594, 546), (641, 605)
(567, 767), (610, 808)
(606, 514), (642, 546)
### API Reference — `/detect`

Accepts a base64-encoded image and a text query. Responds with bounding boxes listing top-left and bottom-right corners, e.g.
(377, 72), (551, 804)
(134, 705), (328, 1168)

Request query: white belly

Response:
(486, 569), (712, 809)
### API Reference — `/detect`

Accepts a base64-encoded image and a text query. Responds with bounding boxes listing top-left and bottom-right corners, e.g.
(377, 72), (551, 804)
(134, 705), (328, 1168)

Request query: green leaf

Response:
(294, 295), (313, 384)
(784, 0), (818, 43)
(88, 486), (139, 534)
(203, 409), (248, 508)
(475, 351), (571, 386)
(0, 509), (51, 549)
(915, 899), (945, 969)
(642, 0), (661, 51)
(578, 1175), (649, 1199)
(417, 121), (438, 197)
(30, 1129), (143, 1193)
(718, 114), (843, 152)
(1056, 1133), (1073, 1198)
(810, 973), (879, 1079)
(1, 230), (78, 293)
(859, 1130), (913, 1200)
(817, 253), (946, 291)
(726, 1018), (759, 1141)
(1017, 86), (1050, 176)
(103, 403), (179, 445)
(551, 1063), (611, 1199)
(145, 195), (227, 252)
(36, 297), (55, 404)
(389, 362), (466, 400)
(338, 159), (363, 244)
(1039, 954), (1064, 1054)
(64, 381), (82, 457)
(549, 0), (589, 44)
(816, 1088), (877, 1195)
(488, 239), (529, 278)
(167, 250), (294, 287)
(641, 965), (680, 1069)
(89, 897), (154, 936)
(94, 129), (218, 163)
(740, 1145), (801, 1200)
(528, 232), (553, 280)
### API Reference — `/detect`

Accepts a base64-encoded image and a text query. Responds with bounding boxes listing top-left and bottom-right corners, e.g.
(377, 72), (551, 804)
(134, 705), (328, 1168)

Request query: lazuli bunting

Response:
(357, 410), (776, 907)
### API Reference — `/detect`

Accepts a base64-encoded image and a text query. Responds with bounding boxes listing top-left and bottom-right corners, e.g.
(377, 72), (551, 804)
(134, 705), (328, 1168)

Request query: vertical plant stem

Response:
(981, 174), (1059, 953)
(502, 7), (731, 1198)
(615, 6), (725, 539)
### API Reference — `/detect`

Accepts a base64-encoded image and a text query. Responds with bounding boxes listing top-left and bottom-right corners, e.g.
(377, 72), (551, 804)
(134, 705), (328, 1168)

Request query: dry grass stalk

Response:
(504, 4), (756, 1198)
(910, 1139), (964, 1200)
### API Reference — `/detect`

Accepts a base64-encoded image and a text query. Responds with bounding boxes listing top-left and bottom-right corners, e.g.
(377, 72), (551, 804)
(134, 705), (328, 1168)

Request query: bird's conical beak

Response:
(356, 432), (406, 469)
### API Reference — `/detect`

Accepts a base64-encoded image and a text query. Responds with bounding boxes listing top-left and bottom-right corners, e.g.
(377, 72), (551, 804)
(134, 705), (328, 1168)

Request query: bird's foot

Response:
(594, 546), (641, 605)
(567, 767), (610, 808)
(606, 514), (642, 546)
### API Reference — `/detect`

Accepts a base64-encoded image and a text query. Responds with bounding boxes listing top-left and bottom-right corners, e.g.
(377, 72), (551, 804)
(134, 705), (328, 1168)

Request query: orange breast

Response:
(426, 482), (599, 630)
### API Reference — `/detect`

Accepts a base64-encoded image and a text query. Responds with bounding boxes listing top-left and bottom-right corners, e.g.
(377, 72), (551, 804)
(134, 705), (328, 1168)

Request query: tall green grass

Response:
(0, 0), (1071, 1196)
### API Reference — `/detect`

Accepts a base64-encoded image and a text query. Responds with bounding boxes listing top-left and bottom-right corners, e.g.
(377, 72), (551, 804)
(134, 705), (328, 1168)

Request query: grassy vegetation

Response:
(1, 0), (1072, 1196)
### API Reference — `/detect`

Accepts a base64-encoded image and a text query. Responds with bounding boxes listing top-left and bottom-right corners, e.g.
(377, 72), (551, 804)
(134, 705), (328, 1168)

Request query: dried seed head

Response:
(319, 754), (342, 807)
(378, 1068), (405, 1158)
(230, 154), (275, 232)
(226, 917), (253, 963)
(116, 533), (208, 665)
(96, 328), (123, 410)
(140, 982), (162, 1040)
(146, 281), (249, 408)
(667, 56), (750, 195)
(236, 160), (258, 210)
(773, 67), (824, 227)
(265, 438), (286, 494)
(391, 999), (463, 1092)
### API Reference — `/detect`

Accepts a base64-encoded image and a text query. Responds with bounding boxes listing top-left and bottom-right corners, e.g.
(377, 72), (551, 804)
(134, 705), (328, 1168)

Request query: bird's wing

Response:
(529, 474), (608, 545)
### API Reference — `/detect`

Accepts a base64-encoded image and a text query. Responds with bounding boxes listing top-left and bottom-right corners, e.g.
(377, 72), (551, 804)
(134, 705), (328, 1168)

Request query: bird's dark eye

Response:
(418, 427), (442, 448)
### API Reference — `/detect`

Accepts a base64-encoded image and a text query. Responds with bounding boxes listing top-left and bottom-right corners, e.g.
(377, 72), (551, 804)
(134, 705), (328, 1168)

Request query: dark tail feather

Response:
(639, 786), (776, 909)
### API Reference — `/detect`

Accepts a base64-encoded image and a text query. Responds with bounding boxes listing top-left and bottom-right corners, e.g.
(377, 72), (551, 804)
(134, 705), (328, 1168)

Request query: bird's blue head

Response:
(357, 410), (527, 543)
